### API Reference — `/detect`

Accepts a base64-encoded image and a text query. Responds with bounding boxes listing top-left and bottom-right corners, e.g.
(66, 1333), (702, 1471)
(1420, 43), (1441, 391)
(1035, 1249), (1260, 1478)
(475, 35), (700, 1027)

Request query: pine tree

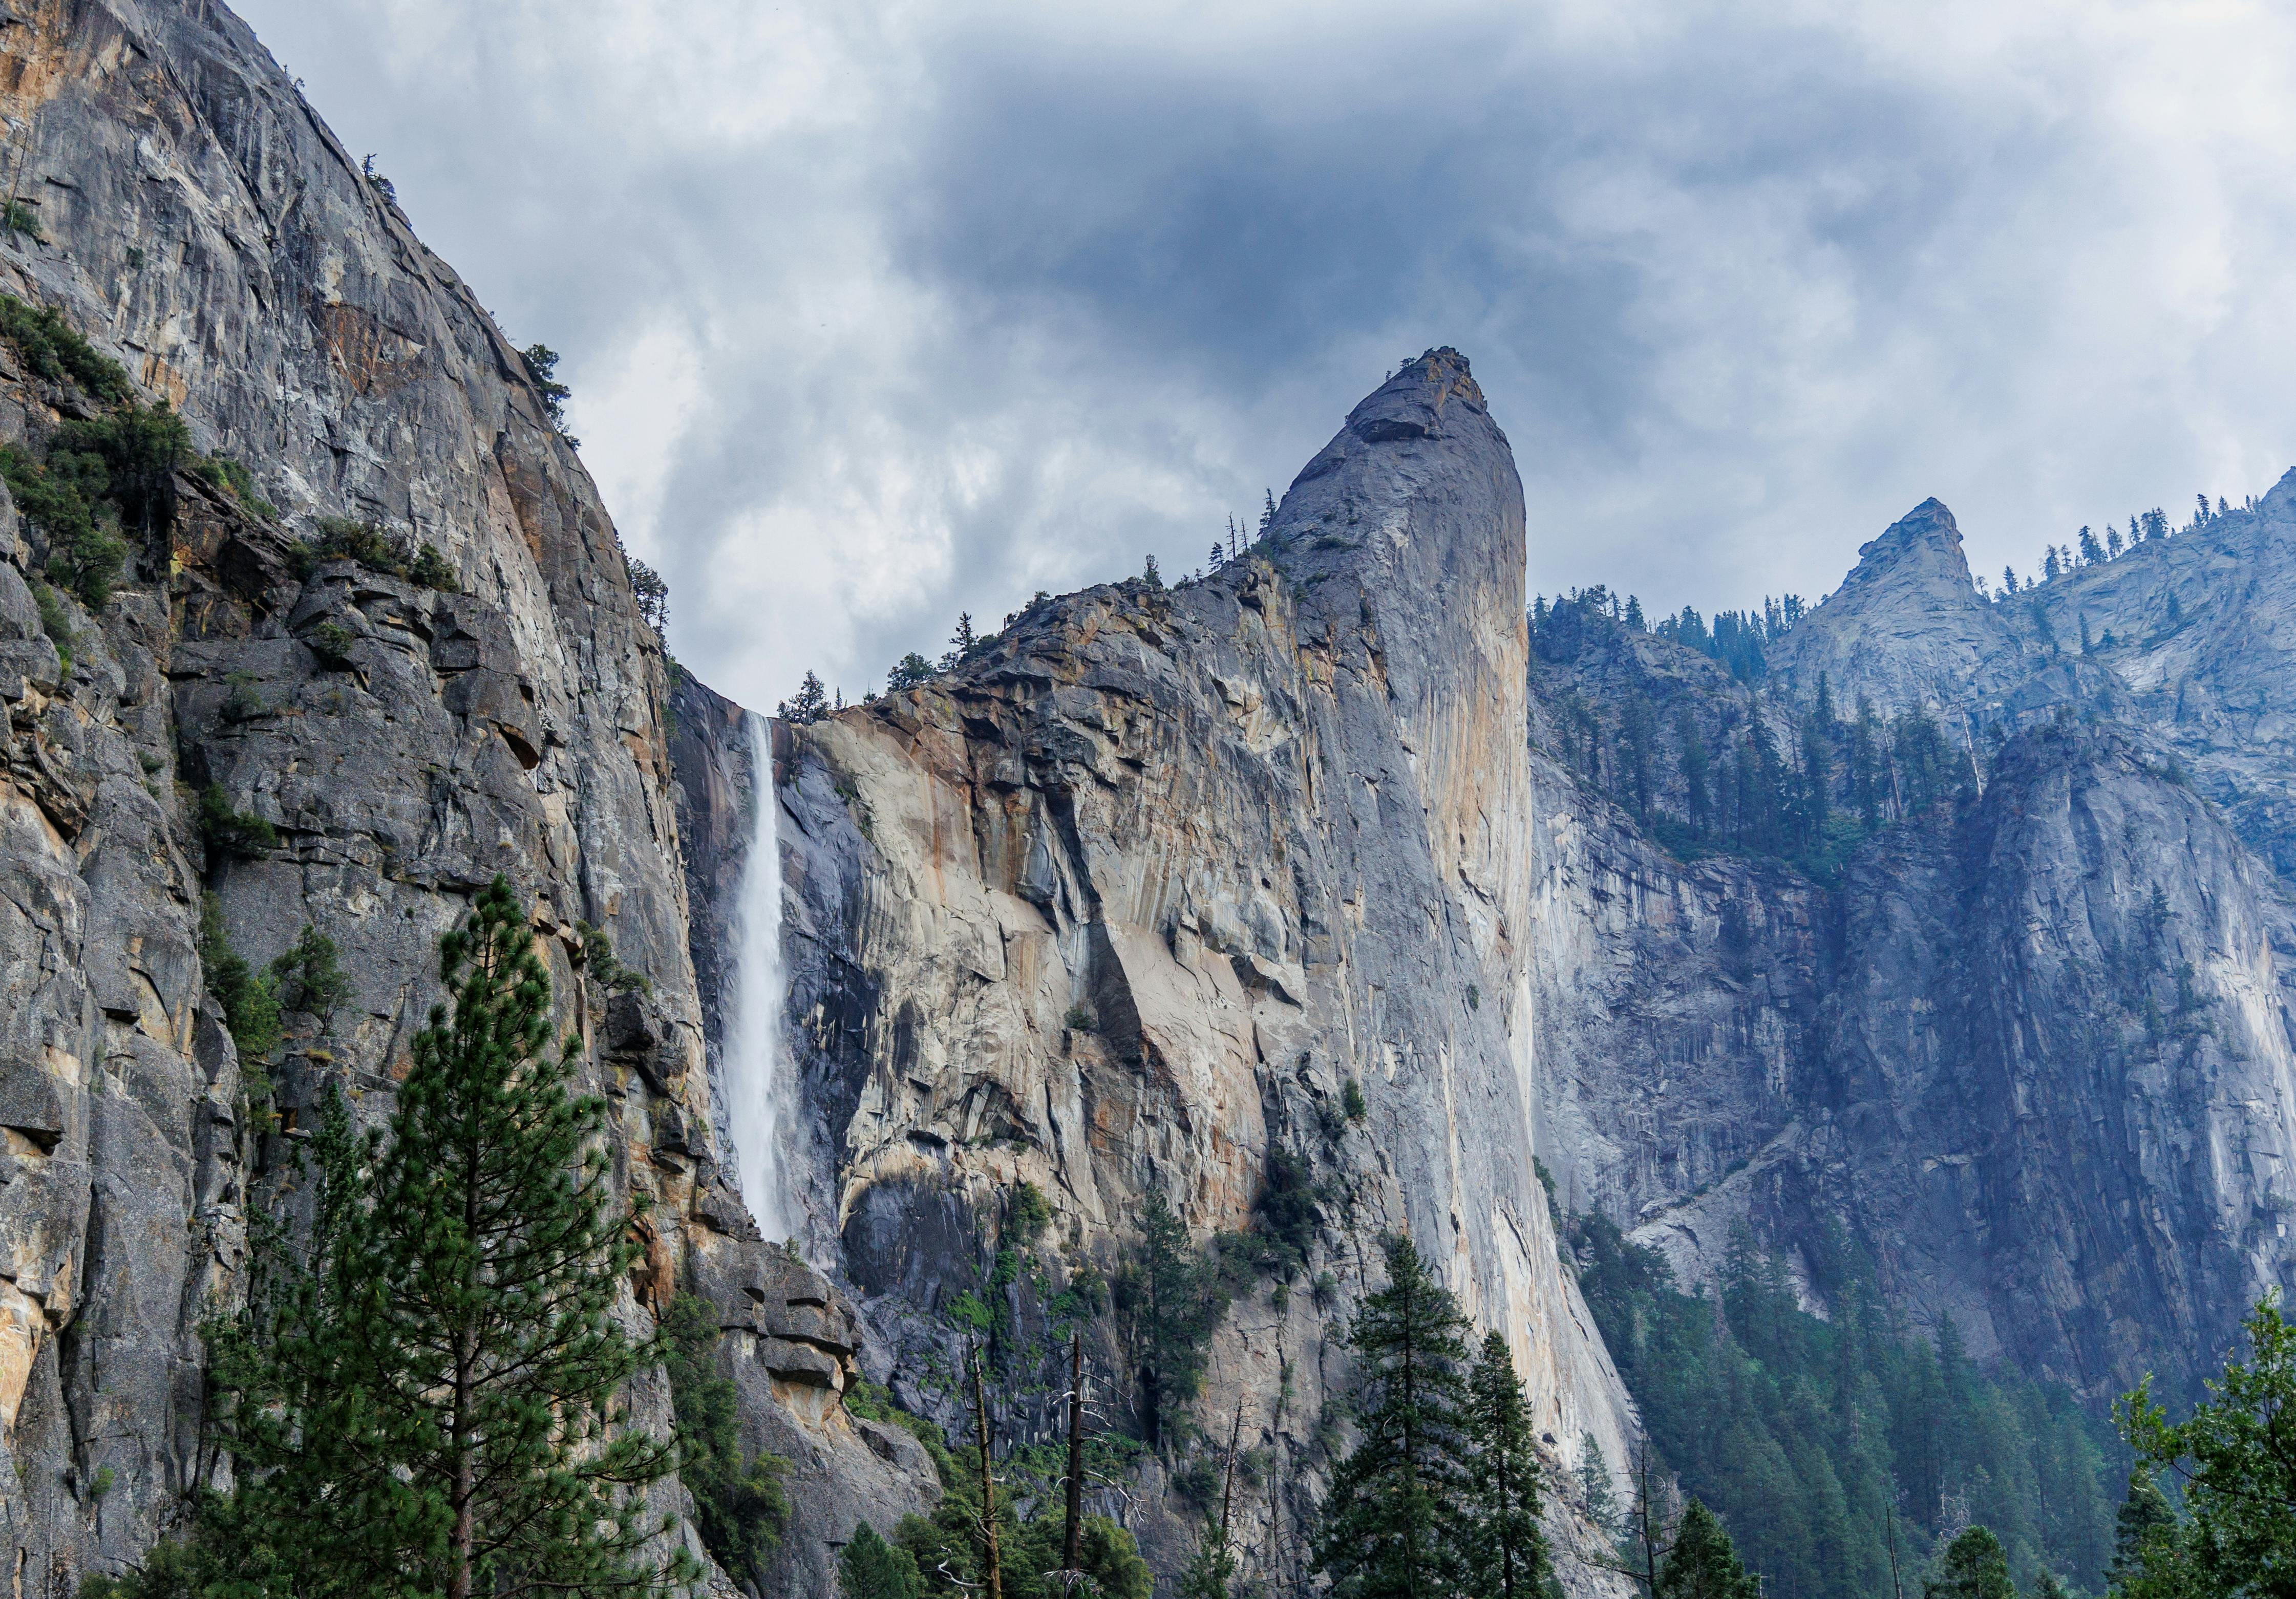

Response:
(662, 1294), (790, 1585)
(842, 1522), (924, 1599)
(1260, 488), (1277, 535)
(887, 652), (934, 692)
(2107, 1467), (2176, 1591)
(1922, 1526), (2013, 1599)
(1178, 1405), (1245, 1599)
(1655, 1500), (1759, 1599)
(1310, 1232), (1473, 1599)
(1210, 541), (1225, 569)
(1119, 1188), (1213, 1448)
(1849, 698), (1884, 828)
(779, 670), (831, 724)
(203, 876), (692, 1598)
(1677, 711), (1710, 837)
(1464, 1331), (1550, 1599)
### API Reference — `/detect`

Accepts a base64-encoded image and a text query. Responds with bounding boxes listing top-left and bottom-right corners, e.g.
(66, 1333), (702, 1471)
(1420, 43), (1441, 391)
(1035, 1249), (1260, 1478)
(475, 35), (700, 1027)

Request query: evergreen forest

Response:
(1568, 1212), (2120, 1597)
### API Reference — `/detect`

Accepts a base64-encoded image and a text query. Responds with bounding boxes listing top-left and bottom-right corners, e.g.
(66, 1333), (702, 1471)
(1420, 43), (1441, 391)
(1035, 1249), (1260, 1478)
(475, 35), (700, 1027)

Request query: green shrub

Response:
(1006, 1180), (1052, 1243)
(407, 542), (458, 591)
(291, 518), (458, 592)
(1342, 1077), (1368, 1122)
(297, 515), (406, 578)
(221, 671), (265, 722)
(190, 455), (277, 520)
(1, 441), (125, 609)
(199, 892), (281, 1062)
(270, 925), (352, 1029)
(1255, 1145), (1320, 1273)
(0, 294), (128, 402)
(54, 400), (189, 536)
(843, 1381), (948, 1461)
(1, 200), (40, 241)
(572, 920), (651, 995)
(31, 581), (72, 673)
(305, 621), (356, 668)
(197, 784), (279, 857)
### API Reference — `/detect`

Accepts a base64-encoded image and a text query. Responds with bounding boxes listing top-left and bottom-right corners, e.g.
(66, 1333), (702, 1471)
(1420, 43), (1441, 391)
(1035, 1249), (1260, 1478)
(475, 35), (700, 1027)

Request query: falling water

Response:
(728, 711), (789, 1240)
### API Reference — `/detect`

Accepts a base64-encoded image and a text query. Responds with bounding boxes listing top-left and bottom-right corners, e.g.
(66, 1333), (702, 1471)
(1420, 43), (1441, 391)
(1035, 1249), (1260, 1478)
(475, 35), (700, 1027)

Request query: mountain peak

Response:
(1837, 497), (1973, 594)
(1339, 346), (1488, 443)
(1767, 497), (2022, 714)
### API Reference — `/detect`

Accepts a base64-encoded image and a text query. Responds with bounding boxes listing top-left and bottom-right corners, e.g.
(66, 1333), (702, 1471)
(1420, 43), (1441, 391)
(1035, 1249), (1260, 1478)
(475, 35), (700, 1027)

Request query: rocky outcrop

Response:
(10, 3), (2294, 1595)
(672, 351), (1637, 1590)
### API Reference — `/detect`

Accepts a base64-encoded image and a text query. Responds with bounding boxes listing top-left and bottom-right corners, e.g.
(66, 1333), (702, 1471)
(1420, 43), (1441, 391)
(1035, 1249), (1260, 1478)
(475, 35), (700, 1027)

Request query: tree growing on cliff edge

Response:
(1116, 1188), (1222, 1448)
(130, 876), (694, 1599)
(780, 669), (831, 724)
(886, 651), (936, 693)
(1310, 1232), (1473, 1599)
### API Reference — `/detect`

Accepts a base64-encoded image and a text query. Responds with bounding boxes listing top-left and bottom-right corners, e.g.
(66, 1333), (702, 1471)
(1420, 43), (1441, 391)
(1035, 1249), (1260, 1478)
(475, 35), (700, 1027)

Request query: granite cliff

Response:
(674, 350), (1641, 1591)
(1532, 491), (2296, 1408)
(0, 4), (923, 1594)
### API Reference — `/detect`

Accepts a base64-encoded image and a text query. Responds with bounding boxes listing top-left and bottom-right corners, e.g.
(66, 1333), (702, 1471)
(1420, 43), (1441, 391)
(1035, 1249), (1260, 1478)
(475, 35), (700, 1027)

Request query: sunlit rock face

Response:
(671, 350), (1638, 1588)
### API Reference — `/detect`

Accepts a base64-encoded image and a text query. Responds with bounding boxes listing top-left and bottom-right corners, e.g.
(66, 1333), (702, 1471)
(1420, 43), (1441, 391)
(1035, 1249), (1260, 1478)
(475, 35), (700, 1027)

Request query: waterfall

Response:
(728, 710), (789, 1240)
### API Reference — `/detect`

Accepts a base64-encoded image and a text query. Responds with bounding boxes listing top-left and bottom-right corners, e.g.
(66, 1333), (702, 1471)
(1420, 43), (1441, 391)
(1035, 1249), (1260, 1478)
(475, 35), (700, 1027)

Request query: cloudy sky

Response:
(236, 0), (2296, 714)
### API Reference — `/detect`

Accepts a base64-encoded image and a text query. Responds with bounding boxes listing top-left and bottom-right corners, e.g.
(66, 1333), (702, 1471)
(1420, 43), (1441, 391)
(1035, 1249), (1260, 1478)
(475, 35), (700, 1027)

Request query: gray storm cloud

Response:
(233, 0), (2296, 712)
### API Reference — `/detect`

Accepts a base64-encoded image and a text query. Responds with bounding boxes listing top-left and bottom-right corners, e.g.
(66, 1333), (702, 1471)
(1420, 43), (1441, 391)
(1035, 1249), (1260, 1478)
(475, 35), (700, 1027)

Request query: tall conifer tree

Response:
(1311, 1232), (1472, 1599)
(1922, 1526), (2014, 1599)
(1655, 1501), (1759, 1599)
(1464, 1330), (1550, 1599)
(204, 876), (691, 1598)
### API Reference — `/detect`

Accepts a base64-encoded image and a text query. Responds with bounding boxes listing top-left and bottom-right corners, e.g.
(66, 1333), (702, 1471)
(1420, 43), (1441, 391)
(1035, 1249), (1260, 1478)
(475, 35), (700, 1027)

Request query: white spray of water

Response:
(728, 711), (789, 1241)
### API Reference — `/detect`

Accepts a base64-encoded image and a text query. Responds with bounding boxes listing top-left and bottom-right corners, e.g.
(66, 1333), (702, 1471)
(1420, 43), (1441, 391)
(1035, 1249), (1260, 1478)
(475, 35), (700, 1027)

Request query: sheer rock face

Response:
(671, 351), (1636, 1589)
(0, 4), (909, 1591)
(1532, 501), (2296, 1402)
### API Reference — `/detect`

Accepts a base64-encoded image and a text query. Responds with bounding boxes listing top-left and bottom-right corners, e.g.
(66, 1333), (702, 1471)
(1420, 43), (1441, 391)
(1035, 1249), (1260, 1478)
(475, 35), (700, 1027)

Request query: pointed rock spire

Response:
(1768, 498), (2025, 716)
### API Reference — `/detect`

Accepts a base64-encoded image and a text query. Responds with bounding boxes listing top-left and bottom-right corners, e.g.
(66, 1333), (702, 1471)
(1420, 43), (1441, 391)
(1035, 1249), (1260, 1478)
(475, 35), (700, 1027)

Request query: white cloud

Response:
(236, 0), (2296, 707)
